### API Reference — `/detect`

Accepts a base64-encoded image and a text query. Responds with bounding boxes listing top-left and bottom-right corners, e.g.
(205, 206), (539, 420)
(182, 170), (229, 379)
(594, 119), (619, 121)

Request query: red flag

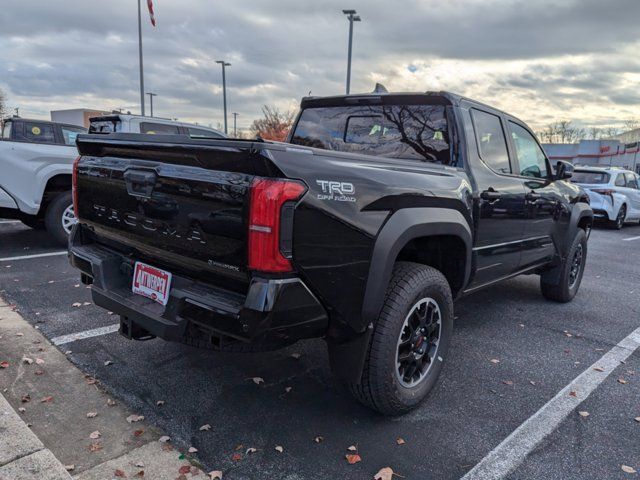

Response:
(147, 0), (156, 26)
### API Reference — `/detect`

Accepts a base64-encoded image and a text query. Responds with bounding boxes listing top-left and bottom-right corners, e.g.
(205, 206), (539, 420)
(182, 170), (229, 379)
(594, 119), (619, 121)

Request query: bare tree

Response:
(249, 105), (295, 141)
(623, 118), (640, 132)
(0, 89), (6, 119)
(539, 121), (586, 144)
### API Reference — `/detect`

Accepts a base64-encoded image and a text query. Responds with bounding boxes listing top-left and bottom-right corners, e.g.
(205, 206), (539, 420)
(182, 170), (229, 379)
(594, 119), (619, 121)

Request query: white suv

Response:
(88, 114), (226, 138)
(571, 167), (640, 229)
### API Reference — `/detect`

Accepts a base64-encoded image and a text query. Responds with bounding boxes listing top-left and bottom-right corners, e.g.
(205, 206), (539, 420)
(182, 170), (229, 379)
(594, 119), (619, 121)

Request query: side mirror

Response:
(555, 160), (573, 180)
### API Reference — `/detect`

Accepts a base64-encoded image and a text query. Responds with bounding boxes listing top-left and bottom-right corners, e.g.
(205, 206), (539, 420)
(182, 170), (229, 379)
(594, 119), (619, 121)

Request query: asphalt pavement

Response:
(0, 219), (639, 479)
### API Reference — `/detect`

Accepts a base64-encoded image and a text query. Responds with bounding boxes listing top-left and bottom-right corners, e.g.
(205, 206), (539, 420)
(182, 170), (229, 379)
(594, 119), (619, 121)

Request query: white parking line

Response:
(0, 220), (21, 224)
(462, 326), (640, 480)
(622, 235), (640, 242)
(0, 251), (67, 262)
(50, 324), (120, 346)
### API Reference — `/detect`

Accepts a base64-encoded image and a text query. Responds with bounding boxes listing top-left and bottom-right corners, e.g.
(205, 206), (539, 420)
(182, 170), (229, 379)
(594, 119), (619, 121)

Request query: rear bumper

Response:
(68, 225), (328, 348)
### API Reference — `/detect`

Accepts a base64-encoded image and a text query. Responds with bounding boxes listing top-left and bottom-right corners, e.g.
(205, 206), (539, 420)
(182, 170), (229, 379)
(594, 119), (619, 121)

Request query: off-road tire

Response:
(541, 229), (587, 303)
(44, 191), (74, 246)
(349, 262), (454, 416)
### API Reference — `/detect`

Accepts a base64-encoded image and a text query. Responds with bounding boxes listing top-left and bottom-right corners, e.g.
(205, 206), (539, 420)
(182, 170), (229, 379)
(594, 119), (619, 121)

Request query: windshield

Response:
(571, 171), (610, 184)
(291, 104), (452, 164)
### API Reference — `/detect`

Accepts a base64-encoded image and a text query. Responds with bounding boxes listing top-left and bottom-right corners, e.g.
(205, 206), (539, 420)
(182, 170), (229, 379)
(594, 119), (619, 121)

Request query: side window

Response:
(509, 122), (548, 179)
(188, 127), (221, 138)
(471, 110), (510, 173)
(21, 122), (56, 143)
(61, 126), (86, 146)
(624, 174), (638, 189)
(614, 174), (626, 187)
(140, 122), (180, 135)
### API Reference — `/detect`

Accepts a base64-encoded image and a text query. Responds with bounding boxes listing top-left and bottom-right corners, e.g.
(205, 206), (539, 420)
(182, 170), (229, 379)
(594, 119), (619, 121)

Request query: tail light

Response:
(248, 178), (306, 272)
(592, 188), (615, 203)
(72, 155), (81, 217)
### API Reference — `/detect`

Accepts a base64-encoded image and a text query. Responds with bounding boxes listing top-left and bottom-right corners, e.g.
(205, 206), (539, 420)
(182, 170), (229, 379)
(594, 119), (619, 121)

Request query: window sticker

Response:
(31, 126), (41, 135)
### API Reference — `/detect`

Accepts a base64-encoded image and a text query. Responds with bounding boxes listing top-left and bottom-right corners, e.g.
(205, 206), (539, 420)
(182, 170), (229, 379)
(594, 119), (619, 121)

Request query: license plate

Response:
(132, 261), (172, 306)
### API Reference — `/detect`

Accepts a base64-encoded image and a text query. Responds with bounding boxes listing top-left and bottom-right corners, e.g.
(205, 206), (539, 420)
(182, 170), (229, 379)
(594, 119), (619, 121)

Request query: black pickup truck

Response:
(69, 90), (593, 415)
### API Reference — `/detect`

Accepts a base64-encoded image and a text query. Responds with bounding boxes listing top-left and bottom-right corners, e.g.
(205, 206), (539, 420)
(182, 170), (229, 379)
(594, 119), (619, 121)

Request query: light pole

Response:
(216, 60), (231, 134)
(146, 92), (157, 117)
(137, 0), (145, 116)
(232, 112), (239, 137)
(342, 9), (361, 95)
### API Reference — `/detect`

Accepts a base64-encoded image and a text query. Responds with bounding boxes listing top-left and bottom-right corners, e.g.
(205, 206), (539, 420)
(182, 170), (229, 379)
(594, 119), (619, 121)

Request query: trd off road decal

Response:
(316, 180), (356, 203)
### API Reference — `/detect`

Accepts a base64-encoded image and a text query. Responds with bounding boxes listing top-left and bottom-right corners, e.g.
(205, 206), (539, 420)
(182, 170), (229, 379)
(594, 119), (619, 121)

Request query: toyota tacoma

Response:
(69, 89), (593, 415)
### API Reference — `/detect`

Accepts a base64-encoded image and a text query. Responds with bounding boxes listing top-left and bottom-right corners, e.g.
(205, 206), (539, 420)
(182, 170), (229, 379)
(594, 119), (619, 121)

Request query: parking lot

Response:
(1, 219), (639, 479)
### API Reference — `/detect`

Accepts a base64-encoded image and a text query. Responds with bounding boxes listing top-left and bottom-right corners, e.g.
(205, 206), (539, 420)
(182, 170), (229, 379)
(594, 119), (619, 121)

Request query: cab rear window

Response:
(291, 104), (452, 165)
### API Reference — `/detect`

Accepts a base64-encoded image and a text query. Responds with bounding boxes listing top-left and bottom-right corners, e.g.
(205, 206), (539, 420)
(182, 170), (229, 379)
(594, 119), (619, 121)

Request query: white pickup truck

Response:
(0, 117), (85, 245)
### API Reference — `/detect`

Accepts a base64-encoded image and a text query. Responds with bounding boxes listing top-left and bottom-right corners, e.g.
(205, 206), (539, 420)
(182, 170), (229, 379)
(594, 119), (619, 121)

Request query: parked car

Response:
(69, 90), (593, 415)
(571, 167), (640, 229)
(88, 114), (226, 138)
(0, 117), (86, 244)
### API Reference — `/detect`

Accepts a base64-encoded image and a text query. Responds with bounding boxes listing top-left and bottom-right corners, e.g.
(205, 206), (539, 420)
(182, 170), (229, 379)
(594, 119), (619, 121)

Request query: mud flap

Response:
(327, 325), (373, 384)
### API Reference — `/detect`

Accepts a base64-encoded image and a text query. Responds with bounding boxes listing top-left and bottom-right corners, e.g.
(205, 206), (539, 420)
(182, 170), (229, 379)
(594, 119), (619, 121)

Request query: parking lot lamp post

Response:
(216, 60), (231, 134)
(137, 0), (145, 116)
(342, 9), (361, 95)
(232, 112), (239, 137)
(146, 92), (157, 117)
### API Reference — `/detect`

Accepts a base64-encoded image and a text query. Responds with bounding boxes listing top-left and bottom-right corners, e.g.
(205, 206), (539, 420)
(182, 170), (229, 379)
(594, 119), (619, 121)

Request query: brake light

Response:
(248, 178), (306, 272)
(72, 155), (81, 217)
(591, 189), (615, 195)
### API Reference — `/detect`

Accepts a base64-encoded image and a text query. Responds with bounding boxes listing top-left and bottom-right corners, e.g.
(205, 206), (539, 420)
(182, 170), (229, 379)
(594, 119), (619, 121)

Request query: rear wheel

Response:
(541, 229), (587, 303)
(44, 191), (76, 246)
(610, 205), (626, 229)
(349, 262), (453, 416)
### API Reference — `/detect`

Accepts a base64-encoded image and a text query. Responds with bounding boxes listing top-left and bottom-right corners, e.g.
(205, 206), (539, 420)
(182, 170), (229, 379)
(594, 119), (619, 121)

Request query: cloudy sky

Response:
(0, 0), (638, 132)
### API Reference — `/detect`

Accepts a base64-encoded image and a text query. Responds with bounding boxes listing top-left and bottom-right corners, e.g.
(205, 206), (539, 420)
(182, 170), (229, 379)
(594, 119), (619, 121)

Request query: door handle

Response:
(526, 192), (541, 201)
(124, 169), (157, 198)
(481, 189), (502, 201)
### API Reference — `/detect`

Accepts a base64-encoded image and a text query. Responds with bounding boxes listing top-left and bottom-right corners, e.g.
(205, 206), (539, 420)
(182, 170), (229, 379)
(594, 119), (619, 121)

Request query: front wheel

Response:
(44, 191), (76, 246)
(541, 229), (587, 303)
(349, 262), (453, 416)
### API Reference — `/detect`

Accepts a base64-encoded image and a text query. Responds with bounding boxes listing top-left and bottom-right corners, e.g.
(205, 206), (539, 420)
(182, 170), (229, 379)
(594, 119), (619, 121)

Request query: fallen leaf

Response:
(135, 462), (145, 468)
(156, 400), (165, 406)
(374, 467), (395, 480)
(85, 376), (97, 385)
(16, 332), (23, 337)
(134, 429), (144, 437)
(34, 370), (44, 376)
(314, 436), (324, 443)
(134, 471), (144, 478)
(72, 302), (82, 308)
(126, 414), (144, 423)
(21, 394), (31, 403)
(284, 386), (292, 393)
(1, 361), (10, 368)
(114, 469), (126, 478)
(83, 302), (91, 306)
(18, 407), (26, 413)
(622, 465), (637, 474)
(290, 353), (301, 359)
(88, 442), (103, 452)
(189, 447), (198, 453)
(89, 430), (101, 439)
(107, 398), (116, 406)
(502, 380), (514, 386)
(64, 465), (75, 472)
(578, 411), (590, 417)
(209, 471), (223, 480)
(104, 360), (113, 366)
(40, 395), (53, 403)
(396, 438), (406, 445)
(345, 454), (362, 464)
(635, 417), (640, 423)
(22, 357), (34, 365)
(199, 424), (212, 431)
(35, 358), (45, 365)
(86, 412), (98, 418)
(347, 445), (358, 452)
(245, 447), (257, 454)
(618, 378), (628, 385)
(594, 367), (605, 372)
(490, 359), (500, 364)
(251, 377), (264, 385)
(231, 453), (241, 461)
(179, 465), (191, 474)
(529, 380), (536, 386)
(569, 391), (577, 397)
(275, 445), (284, 453)
(159, 435), (171, 443)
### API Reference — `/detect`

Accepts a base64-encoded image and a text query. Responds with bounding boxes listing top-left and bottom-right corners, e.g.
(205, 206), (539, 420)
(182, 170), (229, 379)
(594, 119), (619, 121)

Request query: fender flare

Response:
(361, 207), (473, 325)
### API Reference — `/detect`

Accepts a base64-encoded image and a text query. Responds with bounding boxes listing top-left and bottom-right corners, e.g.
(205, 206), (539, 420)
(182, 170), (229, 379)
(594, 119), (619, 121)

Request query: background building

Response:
(544, 139), (640, 173)
(50, 108), (110, 128)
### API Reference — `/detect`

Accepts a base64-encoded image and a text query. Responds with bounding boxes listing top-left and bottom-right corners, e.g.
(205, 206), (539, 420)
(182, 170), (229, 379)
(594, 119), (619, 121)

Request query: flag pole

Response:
(137, 0), (145, 116)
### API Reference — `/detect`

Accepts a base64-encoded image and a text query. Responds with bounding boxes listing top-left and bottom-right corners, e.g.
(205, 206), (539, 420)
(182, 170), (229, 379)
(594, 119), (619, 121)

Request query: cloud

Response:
(0, 0), (638, 131)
